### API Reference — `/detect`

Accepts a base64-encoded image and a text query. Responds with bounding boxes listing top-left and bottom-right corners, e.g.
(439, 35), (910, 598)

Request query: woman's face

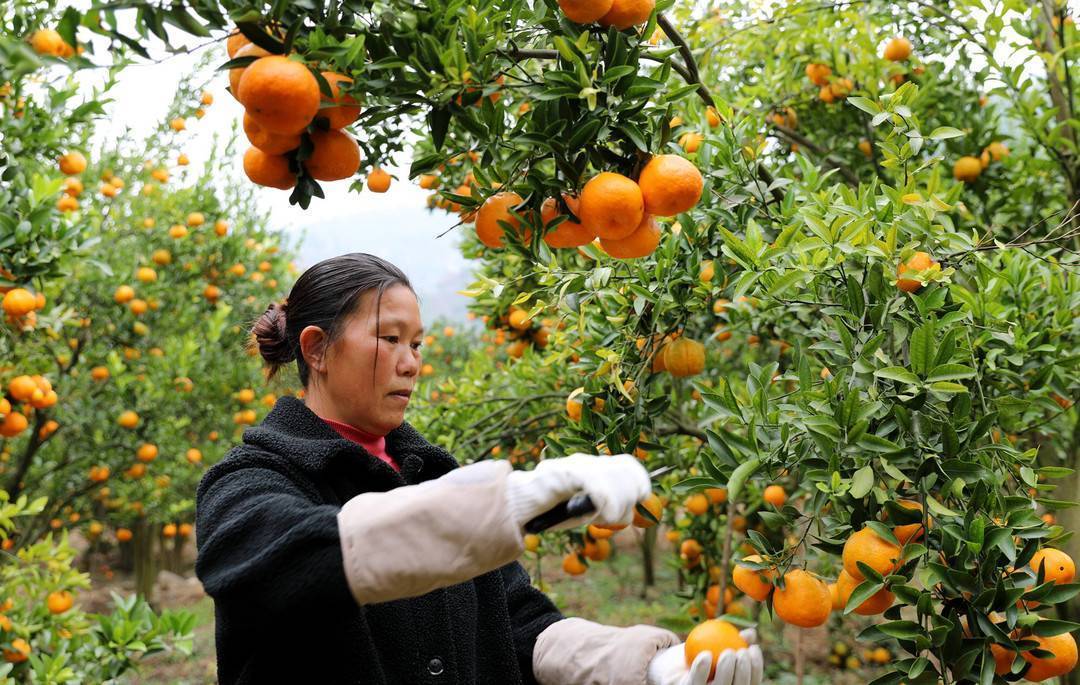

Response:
(309, 284), (423, 435)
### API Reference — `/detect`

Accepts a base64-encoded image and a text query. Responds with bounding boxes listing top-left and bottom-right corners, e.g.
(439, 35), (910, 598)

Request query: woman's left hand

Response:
(645, 628), (763, 685)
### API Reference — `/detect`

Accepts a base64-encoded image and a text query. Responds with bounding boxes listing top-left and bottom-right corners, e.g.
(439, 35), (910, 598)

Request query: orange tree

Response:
(88, 0), (1080, 682)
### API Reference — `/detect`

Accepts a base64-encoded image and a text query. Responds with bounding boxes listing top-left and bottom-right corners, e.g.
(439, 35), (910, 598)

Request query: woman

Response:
(195, 253), (763, 684)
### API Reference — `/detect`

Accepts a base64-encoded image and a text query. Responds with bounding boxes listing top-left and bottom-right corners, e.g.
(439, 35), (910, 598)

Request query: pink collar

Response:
(319, 416), (399, 473)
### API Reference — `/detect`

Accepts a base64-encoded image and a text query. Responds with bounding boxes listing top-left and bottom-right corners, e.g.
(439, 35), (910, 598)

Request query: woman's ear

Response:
(299, 325), (329, 373)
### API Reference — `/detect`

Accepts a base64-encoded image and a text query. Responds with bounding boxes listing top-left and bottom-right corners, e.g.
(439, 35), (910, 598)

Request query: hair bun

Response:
(251, 301), (295, 366)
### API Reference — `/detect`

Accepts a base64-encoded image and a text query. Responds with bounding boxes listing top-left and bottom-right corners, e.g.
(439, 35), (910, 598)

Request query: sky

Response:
(79, 19), (476, 324)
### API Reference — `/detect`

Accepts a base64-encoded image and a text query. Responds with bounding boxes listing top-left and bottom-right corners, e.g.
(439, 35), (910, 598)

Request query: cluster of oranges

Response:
(1, 374), (58, 438)
(557, 0), (656, 30)
(556, 492), (663, 575)
(225, 29), (368, 191)
(953, 140), (1010, 183)
(28, 29), (78, 59)
(480, 307), (555, 359)
(470, 155), (703, 260)
(1, 286), (46, 332)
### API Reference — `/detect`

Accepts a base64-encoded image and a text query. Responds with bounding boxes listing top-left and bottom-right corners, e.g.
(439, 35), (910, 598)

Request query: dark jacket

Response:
(195, 395), (564, 684)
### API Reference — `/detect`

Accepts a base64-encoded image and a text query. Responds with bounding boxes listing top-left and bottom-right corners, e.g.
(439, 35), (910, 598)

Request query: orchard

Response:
(3, 0), (1080, 683)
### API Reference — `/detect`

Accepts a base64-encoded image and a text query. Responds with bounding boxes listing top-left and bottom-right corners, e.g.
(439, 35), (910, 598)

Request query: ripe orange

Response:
(583, 537), (611, 561)
(562, 552), (587, 575)
(685, 493), (709, 516)
(632, 492), (663, 528)
(598, 0), (655, 29)
(540, 195), (594, 248)
(524, 534), (541, 552)
(170, 117), (186, 132)
(2, 638), (29, 663)
(684, 620), (747, 679)
(773, 569), (832, 627)
(476, 192), (527, 248)
(46, 590), (73, 614)
(588, 524), (614, 540)
(204, 284), (222, 302)
(136, 443), (158, 463)
(680, 538), (703, 561)
(566, 387), (585, 421)
(117, 410), (139, 429)
(243, 147), (296, 190)
(30, 29), (67, 57)
(1030, 548), (1076, 585)
(663, 337), (705, 377)
(90, 366), (109, 381)
(58, 151), (87, 175)
(884, 37), (913, 61)
(1022, 631), (1078, 681)
(637, 154), (703, 217)
(243, 113), (300, 155)
(679, 131), (704, 153)
(578, 172), (644, 240)
(896, 251), (938, 293)
(508, 309), (532, 331)
(0, 411), (28, 438)
(163, 523), (177, 538)
(56, 195), (79, 212)
(229, 42), (272, 97)
(238, 55), (320, 134)
(599, 214), (660, 259)
(116, 528), (133, 542)
(226, 29), (249, 58)
(835, 569), (894, 615)
(985, 141), (1009, 161)
(367, 168), (392, 193)
(2, 289), (36, 317)
(891, 499), (928, 544)
(805, 62), (832, 86)
(558, 0), (614, 23)
(304, 129), (361, 181)
(843, 527), (901, 580)
(953, 156), (982, 182)
(763, 485), (787, 507)
(318, 72), (362, 129)
(733, 555), (775, 601)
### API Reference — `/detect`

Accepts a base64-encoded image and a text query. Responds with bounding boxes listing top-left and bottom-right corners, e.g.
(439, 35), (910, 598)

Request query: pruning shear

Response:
(523, 464), (677, 534)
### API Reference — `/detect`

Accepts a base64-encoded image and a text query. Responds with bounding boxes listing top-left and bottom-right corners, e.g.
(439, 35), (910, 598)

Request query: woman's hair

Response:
(249, 253), (414, 385)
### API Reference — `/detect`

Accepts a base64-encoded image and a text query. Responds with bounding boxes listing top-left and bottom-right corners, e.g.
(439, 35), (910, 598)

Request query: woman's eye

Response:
(411, 342), (422, 350)
(383, 336), (399, 344)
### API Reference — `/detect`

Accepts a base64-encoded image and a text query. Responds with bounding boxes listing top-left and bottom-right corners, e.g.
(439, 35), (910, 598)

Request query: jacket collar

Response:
(242, 395), (459, 486)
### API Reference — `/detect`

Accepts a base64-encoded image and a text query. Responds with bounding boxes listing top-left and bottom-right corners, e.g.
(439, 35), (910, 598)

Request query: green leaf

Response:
(927, 364), (976, 382)
(850, 465), (875, 498)
(929, 381), (969, 394)
(844, 580), (885, 615)
(727, 458), (761, 502)
(929, 126), (964, 140)
(874, 367), (920, 385)
(1032, 619), (1080, 637)
(847, 96), (882, 115)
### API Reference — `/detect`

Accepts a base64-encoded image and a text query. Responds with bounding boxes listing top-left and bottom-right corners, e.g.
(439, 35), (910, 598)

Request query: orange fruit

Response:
(163, 523), (177, 538)
(2, 289), (36, 317)
(632, 492), (663, 528)
(773, 569), (831, 627)
(985, 141), (1009, 161)
(684, 620), (747, 679)
(685, 493), (709, 516)
(243, 147), (295, 189)
(117, 410), (139, 429)
(58, 151), (87, 175)
(116, 528), (133, 542)
(226, 29), (249, 57)
(583, 537), (611, 561)
(540, 195), (594, 248)
(566, 387), (585, 421)
(30, 29), (67, 57)
(46, 590), (73, 614)
(891, 499), (929, 544)
(8, 376), (36, 401)
(2, 638), (29, 663)
(637, 154), (703, 217)
(835, 569), (894, 615)
(883, 37), (912, 61)
(90, 366), (109, 381)
(663, 337), (705, 377)
(136, 443), (158, 462)
(186, 448), (203, 464)
(706, 487), (727, 504)
(763, 485), (787, 507)
(0, 411), (27, 438)
(238, 55), (320, 134)
(562, 552), (587, 575)
(1030, 548), (1076, 585)
(679, 131), (704, 153)
(524, 534), (541, 552)
(733, 555), (775, 601)
(680, 538), (703, 561)
(599, 214), (660, 259)
(843, 527), (901, 580)
(578, 172), (644, 240)
(1022, 631), (1078, 681)
(318, 72), (362, 129)
(304, 129), (361, 181)
(367, 168), (392, 193)
(598, 0), (656, 29)
(558, 0), (614, 23)
(805, 62), (832, 86)
(828, 582), (843, 611)
(476, 192), (526, 248)
(896, 251), (937, 293)
(56, 195), (79, 212)
(953, 156), (982, 182)
(243, 113), (301, 155)
(588, 524), (614, 540)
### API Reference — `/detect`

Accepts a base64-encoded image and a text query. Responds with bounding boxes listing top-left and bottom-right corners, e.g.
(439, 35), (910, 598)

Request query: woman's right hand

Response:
(504, 453), (651, 533)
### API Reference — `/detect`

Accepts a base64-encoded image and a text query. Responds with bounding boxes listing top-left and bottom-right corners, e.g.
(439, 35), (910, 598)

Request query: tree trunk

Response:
(133, 518), (158, 604)
(641, 526), (656, 595)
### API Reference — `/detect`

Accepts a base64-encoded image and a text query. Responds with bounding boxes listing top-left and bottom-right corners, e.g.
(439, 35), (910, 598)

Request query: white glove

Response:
(647, 628), (764, 685)
(504, 453), (651, 533)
